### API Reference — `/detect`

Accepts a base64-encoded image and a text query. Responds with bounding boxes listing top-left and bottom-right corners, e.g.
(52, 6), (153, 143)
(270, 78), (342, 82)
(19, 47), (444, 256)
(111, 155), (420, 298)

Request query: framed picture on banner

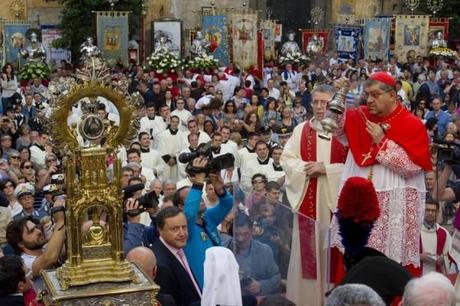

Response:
(152, 18), (182, 57)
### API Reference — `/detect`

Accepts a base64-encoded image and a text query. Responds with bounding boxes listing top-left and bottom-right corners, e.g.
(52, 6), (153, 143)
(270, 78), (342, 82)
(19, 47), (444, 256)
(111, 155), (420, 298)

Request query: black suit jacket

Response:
(151, 240), (200, 306)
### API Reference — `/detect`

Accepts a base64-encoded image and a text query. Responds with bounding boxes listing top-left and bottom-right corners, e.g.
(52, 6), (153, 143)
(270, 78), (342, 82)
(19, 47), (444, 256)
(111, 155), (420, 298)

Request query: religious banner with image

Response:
(96, 11), (129, 66)
(334, 26), (362, 61)
(428, 18), (449, 46)
(2, 21), (30, 66)
(364, 18), (391, 61)
(230, 13), (258, 70)
(261, 20), (276, 61)
(41, 26), (71, 67)
(394, 15), (429, 63)
(202, 15), (230, 66)
(301, 29), (329, 54)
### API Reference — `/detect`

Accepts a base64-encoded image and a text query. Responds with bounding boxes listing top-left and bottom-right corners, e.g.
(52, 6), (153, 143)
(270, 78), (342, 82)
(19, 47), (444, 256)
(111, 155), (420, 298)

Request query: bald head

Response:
(126, 247), (157, 279)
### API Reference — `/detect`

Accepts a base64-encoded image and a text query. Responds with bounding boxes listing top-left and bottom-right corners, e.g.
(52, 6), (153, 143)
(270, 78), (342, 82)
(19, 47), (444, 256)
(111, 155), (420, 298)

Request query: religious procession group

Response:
(0, 19), (459, 306)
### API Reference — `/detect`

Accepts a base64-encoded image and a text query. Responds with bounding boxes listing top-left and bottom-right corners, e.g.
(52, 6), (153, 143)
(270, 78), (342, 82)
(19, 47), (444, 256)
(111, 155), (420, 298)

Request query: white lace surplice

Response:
(330, 139), (426, 267)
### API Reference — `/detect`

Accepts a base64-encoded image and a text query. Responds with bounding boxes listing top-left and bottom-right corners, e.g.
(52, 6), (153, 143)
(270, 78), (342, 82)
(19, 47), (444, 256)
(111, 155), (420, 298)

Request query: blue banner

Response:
(3, 22), (30, 66)
(202, 15), (230, 66)
(97, 12), (129, 66)
(364, 18), (390, 61)
(335, 26), (362, 61)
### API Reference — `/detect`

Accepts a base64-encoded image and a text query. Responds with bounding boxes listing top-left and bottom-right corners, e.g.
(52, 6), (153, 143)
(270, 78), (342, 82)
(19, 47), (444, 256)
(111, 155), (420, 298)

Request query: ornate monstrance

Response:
(40, 44), (158, 305)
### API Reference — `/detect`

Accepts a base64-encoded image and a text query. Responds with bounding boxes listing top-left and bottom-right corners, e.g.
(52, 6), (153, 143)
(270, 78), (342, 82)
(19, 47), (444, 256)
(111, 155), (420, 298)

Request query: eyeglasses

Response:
(46, 159), (56, 162)
(10, 156), (20, 159)
(23, 165), (33, 169)
(362, 90), (391, 100)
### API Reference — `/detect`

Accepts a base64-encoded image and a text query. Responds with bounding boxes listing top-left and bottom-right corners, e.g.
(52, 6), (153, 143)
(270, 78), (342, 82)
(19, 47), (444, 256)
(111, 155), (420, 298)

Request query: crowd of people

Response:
(0, 48), (459, 306)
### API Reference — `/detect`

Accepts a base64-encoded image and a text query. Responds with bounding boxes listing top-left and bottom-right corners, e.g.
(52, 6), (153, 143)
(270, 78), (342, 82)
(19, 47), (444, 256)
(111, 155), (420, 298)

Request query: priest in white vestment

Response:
(183, 118), (211, 147)
(138, 132), (165, 179)
(158, 116), (185, 182)
(171, 97), (192, 131)
(139, 104), (167, 149)
(281, 85), (346, 306)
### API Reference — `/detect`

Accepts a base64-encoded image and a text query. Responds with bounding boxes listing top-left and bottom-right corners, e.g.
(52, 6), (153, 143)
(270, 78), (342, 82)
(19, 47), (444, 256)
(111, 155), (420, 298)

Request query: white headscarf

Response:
(201, 246), (243, 306)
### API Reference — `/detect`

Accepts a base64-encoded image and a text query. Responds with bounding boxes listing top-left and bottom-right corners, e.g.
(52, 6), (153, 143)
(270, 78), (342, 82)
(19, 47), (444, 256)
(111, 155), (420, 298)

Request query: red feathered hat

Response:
(337, 177), (380, 223)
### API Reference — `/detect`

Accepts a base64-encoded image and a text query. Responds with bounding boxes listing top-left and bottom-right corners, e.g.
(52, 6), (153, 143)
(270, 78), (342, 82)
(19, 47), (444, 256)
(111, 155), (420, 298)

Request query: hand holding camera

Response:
(192, 157), (209, 184)
(125, 198), (141, 223)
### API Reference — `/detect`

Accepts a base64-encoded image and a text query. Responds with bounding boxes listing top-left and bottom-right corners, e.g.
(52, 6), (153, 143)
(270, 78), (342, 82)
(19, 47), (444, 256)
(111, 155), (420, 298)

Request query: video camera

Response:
(178, 141), (234, 175)
(122, 183), (159, 217)
(433, 140), (460, 165)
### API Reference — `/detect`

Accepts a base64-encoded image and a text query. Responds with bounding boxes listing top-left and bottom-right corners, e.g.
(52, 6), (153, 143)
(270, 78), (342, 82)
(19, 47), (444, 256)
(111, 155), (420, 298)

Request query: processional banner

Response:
(364, 18), (390, 61)
(301, 29), (329, 54)
(429, 18), (450, 45)
(202, 15), (230, 66)
(334, 26), (362, 61)
(395, 15), (429, 63)
(230, 13), (258, 70)
(96, 11), (129, 66)
(260, 20), (276, 61)
(2, 21), (30, 66)
(41, 27), (71, 67)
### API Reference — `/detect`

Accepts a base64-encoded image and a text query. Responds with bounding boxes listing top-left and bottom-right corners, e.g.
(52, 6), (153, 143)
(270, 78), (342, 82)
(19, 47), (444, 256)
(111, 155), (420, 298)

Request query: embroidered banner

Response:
(202, 15), (230, 66)
(334, 26), (362, 61)
(301, 29), (329, 54)
(2, 21), (30, 66)
(96, 11), (129, 66)
(364, 18), (391, 61)
(261, 20), (276, 61)
(395, 15), (429, 63)
(41, 27), (71, 67)
(230, 13), (258, 70)
(429, 18), (450, 46)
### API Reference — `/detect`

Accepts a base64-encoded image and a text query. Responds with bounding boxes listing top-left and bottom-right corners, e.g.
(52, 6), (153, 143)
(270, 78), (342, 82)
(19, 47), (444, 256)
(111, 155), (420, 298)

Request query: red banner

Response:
(257, 30), (264, 79)
(300, 29), (329, 54)
(429, 18), (449, 40)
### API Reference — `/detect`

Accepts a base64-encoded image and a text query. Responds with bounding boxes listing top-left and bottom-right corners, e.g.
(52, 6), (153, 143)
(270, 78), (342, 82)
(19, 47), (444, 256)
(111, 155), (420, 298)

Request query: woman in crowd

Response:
(18, 146), (31, 164)
(203, 119), (216, 138)
(19, 161), (35, 184)
(263, 98), (280, 127)
(1, 179), (18, 216)
(1, 63), (18, 114)
(16, 124), (32, 150)
(292, 97), (307, 124)
(241, 111), (261, 140)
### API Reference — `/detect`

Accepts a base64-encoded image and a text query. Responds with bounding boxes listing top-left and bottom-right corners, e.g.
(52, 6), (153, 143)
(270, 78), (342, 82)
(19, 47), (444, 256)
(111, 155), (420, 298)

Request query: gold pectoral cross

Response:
(361, 151), (373, 166)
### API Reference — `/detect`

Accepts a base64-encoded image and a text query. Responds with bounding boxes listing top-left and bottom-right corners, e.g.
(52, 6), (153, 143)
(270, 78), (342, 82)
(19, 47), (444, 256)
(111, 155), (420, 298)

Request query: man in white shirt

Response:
(240, 141), (276, 193)
(236, 132), (258, 172)
(126, 149), (156, 185)
(158, 116), (185, 182)
(220, 125), (238, 157)
(267, 79), (280, 100)
(183, 118), (211, 147)
(139, 104), (166, 149)
(6, 198), (66, 290)
(171, 97), (192, 131)
(30, 131), (49, 169)
(138, 132), (164, 179)
(420, 198), (453, 275)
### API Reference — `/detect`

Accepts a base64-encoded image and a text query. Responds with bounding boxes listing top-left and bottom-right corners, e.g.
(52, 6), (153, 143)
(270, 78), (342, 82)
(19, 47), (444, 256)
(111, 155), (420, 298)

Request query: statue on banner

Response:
(431, 31), (447, 49)
(281, 32), (301, 56)
(307, 34), (324, 54)
(20, 30), (46, 63)
(80, 37), (101, 59)
(190, 31), (211, 58)
(154, 35), (171, 55)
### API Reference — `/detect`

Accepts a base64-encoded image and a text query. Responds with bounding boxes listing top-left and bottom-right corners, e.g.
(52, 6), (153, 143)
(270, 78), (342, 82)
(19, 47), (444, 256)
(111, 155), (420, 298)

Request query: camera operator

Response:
(123, 182), (160, 252)
(183, 156), (233, 290)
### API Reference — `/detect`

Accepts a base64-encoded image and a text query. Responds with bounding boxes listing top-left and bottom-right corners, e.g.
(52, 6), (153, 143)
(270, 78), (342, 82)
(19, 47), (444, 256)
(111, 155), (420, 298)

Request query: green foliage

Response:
(58, 0), (142, 63)
(19, 61), (52, 81)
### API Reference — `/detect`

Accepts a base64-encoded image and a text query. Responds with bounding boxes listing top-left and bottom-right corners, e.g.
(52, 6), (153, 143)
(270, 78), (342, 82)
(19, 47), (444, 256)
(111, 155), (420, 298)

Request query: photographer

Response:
(183, 156), (233, 290)
(123, 183), (160, 252)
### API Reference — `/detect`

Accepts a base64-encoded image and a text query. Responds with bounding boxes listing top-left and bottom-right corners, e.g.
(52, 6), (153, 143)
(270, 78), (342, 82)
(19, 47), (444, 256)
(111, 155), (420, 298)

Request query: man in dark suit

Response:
(151, 206), (201, 306)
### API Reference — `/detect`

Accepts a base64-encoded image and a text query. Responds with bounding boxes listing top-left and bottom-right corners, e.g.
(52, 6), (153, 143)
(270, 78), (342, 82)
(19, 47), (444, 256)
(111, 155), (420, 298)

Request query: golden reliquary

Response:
(40, 42), (158, 305)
